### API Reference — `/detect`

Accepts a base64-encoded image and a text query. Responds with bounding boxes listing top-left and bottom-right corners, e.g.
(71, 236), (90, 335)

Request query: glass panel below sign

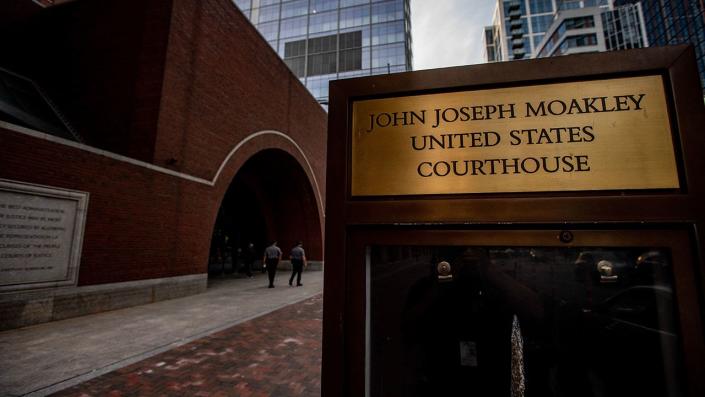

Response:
(368, 245), (683, 397)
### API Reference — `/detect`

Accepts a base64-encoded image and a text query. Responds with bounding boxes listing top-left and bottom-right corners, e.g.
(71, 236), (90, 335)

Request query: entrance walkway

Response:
(0, 271), (323, 397)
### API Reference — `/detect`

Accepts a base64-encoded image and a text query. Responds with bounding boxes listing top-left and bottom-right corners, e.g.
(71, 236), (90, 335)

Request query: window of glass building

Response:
(307, 34), (338, 76)
(339, 31), (363, 72)
(257, 20), (279, 41)
(256, 4), (280, 23)
(371, 0), (404, 24)
(310, 10), (338, 33)
(564, 15), (595, 30)
(282, 0), (308, 18)
(308, 52), (338, 75)
(529, 0), (553, 13)
(342, 25), (371, 47)
(284, 39), (307, 77)
(280, 15), (308, 38)
(531, 14), (555, 34)
(341, 0), (369, 7)
(371, 21), (405, 45)
(554, 33), (598, 55)
(310, 0), (339, 13)
(341, 5), (371, 29)
(234, 0), (251, 9)
(371, 42), (406, 67)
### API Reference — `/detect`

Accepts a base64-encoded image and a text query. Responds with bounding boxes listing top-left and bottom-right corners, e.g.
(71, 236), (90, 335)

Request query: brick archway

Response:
(207, 131), (325, 268)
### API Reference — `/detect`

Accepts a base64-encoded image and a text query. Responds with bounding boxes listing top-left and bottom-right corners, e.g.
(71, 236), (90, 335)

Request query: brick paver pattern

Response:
(53, 294), (322, 397)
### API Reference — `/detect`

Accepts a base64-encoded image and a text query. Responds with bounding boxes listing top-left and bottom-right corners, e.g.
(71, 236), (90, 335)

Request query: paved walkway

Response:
(0, 271), (323, 397)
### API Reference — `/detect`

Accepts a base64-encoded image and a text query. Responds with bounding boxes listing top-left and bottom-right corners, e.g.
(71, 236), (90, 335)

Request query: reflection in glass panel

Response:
(340, 4), (371, 29)
(371, 42), (405, 67)
(257, 21), (279, 41)
(310, 0), (339, 13)
(371, 0), (404, 24)
(309, 10), (338, 33)
(371, 21), (405, 45)
(341, 0), (368, 7)
(234, 0), (251, 9)
(256, 4), (280, 23)
(369, 245), (683, 397)
(281, 0), (309, 19)
(280, 16), (308, 38)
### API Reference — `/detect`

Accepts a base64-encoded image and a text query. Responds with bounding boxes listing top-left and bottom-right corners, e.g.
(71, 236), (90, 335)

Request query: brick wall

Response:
(0, 0), (327, 289)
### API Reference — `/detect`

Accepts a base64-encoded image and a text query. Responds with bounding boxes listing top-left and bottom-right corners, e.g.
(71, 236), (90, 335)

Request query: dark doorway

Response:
(208, 149), (322, 278)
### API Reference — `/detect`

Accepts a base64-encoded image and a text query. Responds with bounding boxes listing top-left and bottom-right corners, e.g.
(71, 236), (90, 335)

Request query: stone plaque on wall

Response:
(0, 179), (88, 291)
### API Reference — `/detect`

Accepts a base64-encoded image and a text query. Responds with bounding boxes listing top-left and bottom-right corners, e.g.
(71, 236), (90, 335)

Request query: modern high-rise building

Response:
(234, 0), (413, 105)
(614, 0), (705, 94)
(534, 2), (648, 58)
(483, 0), (635, 62)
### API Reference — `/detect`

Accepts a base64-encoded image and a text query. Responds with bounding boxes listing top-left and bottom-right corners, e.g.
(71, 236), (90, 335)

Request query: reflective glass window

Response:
(371, 0), (403, 24)
(257, 20), (279, 41)
(280, 16), (308, 38)
(310, 10), (338, 33)
(531, 14), (555, 34)
(340, 5), (371, 29)
(341, 0), (369, 7)
(256, 4), (280, 23)
(371, 21), (404, 45)
(285, 57), (306, 77)
(279, 35), (307, 54)
(341, 25), (370, 47)
(308, 52), (338, 76)
(371, 42), (405, 67)
(282, 0), (308, 18)
(310, 0), (339, 13)
(529, 0), (553, 13)
(339, 31), (363, 72)
(234, 0), (251, 9)
(305, 75), (333, 101)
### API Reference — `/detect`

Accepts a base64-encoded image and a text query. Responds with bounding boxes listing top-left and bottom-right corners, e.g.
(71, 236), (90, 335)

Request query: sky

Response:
(411, 0), (496, 70)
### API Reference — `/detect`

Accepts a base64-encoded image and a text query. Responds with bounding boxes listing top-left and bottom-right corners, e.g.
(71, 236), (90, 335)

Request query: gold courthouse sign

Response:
(351, 75), (679, 196)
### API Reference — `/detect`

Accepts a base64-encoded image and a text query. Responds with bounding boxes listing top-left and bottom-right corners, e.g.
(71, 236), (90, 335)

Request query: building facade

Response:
(615, 0), (705, 94)
(0, 0), (327, 330)
(233, 0), (413, 104)
(534, 2), (648, 58)
(483, 0), (629, 62)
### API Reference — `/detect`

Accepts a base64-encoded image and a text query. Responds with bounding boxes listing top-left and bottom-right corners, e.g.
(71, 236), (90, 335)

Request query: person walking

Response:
(242, 242), (255, 278)
(289, 241), (307, 287)
(263, 241), (282, 288)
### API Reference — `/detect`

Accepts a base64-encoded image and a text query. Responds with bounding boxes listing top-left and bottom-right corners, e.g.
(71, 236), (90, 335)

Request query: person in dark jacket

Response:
(263, 241), (282, 288)
(289, 241), (307, 287)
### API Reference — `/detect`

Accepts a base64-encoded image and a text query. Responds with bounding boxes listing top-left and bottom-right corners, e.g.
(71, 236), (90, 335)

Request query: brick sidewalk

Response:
(52, 294), (322, 397)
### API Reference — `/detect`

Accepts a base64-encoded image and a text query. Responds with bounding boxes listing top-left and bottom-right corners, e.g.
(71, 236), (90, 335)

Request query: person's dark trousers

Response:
(289, 259), (304, 286)
(266, 258), (278, 287)
(243, 261), (253, 277)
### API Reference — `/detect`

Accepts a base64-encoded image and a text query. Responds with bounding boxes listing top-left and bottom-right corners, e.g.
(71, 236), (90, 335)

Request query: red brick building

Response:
(0, 0), (326, 329)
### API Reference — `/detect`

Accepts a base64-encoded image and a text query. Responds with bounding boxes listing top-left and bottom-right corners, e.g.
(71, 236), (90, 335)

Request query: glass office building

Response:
(234, 0), (413, 105)
(615, 0), (705, 95)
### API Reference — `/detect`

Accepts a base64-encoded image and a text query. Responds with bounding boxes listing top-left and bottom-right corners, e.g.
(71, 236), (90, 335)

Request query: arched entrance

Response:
(208, 148), (323, 277)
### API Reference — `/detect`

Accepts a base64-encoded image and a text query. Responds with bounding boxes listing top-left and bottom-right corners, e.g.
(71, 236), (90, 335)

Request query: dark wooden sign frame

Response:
(323, 45), (705, 396)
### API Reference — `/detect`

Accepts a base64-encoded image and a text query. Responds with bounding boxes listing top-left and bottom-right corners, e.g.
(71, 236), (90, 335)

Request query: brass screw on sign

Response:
(437, 261), (453, 282)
